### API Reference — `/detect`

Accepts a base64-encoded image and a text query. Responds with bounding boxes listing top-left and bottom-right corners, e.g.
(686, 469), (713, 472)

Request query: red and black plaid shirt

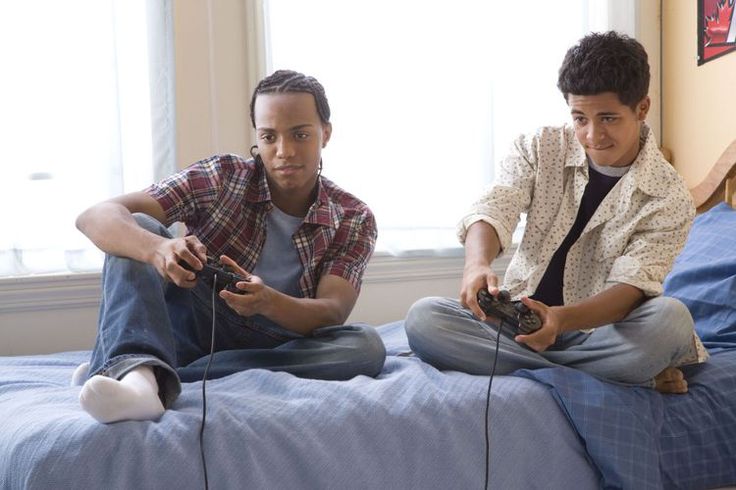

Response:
(145, 154), (377, 296)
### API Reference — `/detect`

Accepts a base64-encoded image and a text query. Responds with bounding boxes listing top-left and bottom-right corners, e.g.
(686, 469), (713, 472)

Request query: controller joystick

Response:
(180, 256), (249, 294)
(477, 289), (542, 335)
(514, 302), (530, 315)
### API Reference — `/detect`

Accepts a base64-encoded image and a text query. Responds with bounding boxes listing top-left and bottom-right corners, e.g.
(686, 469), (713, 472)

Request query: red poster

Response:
(698, 0), (736, 65)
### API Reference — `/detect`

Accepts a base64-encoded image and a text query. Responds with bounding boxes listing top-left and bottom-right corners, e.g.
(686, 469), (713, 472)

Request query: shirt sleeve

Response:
(606, 189), (696, 297)
(320, 207), (377, 293)
(457, 132), (539, 253)
(143, 155), (226, 227)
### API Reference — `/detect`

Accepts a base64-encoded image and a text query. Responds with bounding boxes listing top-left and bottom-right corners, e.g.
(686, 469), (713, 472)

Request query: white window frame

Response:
(0, 0), (642, 315)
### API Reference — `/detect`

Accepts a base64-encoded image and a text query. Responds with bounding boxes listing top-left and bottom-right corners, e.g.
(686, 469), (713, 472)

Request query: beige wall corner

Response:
(637, 0), (663, 144)
(173, 0), (263, 169)
(663, 0), (736, 188)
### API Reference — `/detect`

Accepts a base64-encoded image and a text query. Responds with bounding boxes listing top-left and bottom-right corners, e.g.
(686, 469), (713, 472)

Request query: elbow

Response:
(75, 208), (91, 233)
(327, 299), (354, 327)
(327, 307), (350, 328)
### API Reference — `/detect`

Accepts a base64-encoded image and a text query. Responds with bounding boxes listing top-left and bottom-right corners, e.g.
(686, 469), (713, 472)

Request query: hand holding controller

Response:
(476, 289), (542, 335)
(181, 257), (249, 294)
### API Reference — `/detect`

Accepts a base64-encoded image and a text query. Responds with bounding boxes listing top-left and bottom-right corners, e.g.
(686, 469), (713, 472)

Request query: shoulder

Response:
(509, 124), (577, 160)
(635, 137), (692, 204)
(319, 176), (375, 224)
(189, 153), (256, 178)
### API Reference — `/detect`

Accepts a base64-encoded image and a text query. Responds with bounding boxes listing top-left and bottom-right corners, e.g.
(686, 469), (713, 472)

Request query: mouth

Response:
(587, 145), (613, 151)
(274, 165), (303, 173)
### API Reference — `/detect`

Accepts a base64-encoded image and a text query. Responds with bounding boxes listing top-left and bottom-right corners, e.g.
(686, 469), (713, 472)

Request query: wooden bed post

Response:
(689, 139), (736, 212)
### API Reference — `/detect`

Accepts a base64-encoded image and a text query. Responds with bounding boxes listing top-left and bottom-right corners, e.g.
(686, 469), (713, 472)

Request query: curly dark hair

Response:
(249, 69), (330, 128)
(557, 31), (650, 109)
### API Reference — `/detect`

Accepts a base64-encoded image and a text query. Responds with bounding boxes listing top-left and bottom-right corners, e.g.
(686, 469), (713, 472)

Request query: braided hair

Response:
(249, 70), (331, 128)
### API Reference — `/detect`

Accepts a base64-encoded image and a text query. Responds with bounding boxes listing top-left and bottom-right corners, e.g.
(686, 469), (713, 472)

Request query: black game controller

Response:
(477, 289), (542, 335)
(181, 257), (249, 294)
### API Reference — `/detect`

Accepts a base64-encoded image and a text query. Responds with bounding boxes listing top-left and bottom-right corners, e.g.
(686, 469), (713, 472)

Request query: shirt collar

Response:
(244, 159), (272, 204)
(303, 177), (341, 228)
(625, 124), (670, 198)
(566, 123), (669, 198)
(244, 159), (339, 228)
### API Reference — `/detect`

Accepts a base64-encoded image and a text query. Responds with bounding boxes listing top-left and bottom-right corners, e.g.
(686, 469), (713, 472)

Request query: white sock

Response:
(70, 362), (90, 387)
(79, 365), (165, 424)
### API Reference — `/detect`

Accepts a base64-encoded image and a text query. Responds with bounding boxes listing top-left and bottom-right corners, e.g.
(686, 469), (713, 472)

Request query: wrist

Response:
(551, 305), (572, 333)
(258, 286), (280, 318)
(463, 259), (491, 273)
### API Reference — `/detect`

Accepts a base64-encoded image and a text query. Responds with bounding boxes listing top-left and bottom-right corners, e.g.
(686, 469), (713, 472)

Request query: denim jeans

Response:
(404, 295), (697, 387)
(87, 214), (386, 407)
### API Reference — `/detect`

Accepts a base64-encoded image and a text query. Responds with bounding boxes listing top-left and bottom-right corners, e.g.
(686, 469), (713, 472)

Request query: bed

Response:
(2, 147), (736, 490)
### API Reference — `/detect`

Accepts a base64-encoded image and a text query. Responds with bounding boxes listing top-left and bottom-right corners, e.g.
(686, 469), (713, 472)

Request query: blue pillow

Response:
(664, 202), (736, 351)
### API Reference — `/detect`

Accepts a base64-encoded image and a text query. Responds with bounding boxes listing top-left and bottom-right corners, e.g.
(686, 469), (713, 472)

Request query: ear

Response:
(321, 122), (332, 148)
(637, 96), (651, 121)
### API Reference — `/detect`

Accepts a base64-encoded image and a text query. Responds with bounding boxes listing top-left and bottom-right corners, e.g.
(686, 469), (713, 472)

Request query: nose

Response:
(276, 137), (294, 159)
(586, 122), (605, 143)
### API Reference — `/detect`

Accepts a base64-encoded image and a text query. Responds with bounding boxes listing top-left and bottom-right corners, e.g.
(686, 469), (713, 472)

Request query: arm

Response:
(460, 221), (503, 320)
(76, 192), (169, 261)
(219, 257), (357, 335)
(217, 202), (376, 335)
(75, 191), (207, 285)
(517, 282), (644, 352)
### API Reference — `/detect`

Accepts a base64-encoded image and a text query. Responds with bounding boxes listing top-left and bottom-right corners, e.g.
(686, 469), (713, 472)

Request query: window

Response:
(0, 0), (174, 277)
(263, 0), (633, 255)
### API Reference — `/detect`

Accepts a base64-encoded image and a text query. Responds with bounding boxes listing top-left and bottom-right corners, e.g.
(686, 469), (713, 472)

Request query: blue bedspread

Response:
(517, 348), (736, 490)
(0, 322), (599, 490)
(1, 321), (734, 489)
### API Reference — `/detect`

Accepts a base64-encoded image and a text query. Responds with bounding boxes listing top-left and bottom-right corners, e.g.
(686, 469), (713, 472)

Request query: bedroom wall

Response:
(662, 1), (736, 188)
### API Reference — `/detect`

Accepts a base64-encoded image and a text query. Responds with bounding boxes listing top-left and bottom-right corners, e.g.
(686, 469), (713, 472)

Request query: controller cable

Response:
(484, 318), (505, 490)
(199, 273), (218, 490)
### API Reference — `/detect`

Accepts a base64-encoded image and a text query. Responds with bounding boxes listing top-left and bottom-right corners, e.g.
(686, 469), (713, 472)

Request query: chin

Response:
(587, 151), (620, 166)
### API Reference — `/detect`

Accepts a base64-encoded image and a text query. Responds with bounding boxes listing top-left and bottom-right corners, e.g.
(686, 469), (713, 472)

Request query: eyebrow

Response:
(570, 109), (620, 116)
(257, 123), (315, 132)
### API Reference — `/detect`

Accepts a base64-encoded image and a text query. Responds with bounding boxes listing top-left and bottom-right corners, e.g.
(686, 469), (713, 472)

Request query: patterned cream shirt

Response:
(458, 123), (708, 364)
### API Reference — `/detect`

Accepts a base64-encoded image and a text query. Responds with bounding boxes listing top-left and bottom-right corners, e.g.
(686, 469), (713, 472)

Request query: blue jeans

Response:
(88, 214), (386, 407)
(404, 295), (697, 387)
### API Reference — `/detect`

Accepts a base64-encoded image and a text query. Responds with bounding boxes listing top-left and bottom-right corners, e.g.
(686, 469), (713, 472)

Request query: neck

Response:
(269, 181), (318, 217)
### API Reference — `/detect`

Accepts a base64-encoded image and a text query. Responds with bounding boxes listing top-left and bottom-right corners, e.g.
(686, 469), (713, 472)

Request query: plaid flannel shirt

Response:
(145, 154), (377, 297)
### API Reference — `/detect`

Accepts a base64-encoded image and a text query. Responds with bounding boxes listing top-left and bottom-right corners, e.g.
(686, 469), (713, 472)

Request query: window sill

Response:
(0, 246), (515, 314)
(0, 272), (102, 314)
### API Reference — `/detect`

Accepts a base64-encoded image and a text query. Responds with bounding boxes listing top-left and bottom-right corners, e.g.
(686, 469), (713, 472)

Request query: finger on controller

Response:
(179, 257), (249, 294)
(476, 288), (541, 335)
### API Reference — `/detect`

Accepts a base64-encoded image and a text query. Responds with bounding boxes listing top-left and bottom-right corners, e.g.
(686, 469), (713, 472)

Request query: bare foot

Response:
(654, 367), (688, 394)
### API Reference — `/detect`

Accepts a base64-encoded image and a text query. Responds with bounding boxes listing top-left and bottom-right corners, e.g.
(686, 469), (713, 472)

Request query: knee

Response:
(655, 296), (693, 338)
(361, 325), (387, 374)
(342, 324), (387, 377)
(404, 296), (446, 342)
(132, 213), (171, 238)
(404, 296), (457, 357)
(641, 296), (694, 349)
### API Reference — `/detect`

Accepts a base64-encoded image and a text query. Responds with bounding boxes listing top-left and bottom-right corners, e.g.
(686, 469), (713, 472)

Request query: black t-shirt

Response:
(531, 165), (622, 306)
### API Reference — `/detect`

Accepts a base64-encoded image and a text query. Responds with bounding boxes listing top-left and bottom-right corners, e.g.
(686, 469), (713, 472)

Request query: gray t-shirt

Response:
(253, 205), (304, 298)
(250, 205), (305, 333)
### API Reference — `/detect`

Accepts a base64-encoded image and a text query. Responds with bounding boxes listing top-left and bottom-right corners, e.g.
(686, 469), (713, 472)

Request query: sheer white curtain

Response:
(0, 0), (175, 277)
(263, 0), (635, 255)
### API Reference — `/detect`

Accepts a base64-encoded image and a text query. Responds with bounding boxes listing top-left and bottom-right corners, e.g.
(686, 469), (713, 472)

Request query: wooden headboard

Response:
(689, 139), (736, 213)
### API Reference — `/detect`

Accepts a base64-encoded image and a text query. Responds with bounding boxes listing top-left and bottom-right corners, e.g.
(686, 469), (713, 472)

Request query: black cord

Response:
(484, 320), (504, 490)
(199, 274), (218, 490)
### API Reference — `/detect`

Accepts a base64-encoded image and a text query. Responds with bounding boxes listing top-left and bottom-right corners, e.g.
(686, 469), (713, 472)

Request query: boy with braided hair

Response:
(74, 70), (385, 423)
